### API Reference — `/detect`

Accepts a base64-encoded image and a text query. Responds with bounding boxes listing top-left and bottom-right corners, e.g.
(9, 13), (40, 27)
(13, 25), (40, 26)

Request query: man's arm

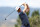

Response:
(22, 3), (29, 13)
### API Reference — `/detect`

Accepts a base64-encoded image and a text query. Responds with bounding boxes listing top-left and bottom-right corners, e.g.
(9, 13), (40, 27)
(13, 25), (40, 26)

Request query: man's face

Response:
(17, 8), (21, 12)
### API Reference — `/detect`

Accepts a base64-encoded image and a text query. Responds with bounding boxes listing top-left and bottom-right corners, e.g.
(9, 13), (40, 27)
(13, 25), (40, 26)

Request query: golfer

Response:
(16, 3), (30, 27)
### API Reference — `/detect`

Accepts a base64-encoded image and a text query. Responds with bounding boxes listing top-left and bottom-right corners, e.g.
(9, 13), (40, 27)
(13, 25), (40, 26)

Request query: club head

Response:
(5, 18), (6, 20)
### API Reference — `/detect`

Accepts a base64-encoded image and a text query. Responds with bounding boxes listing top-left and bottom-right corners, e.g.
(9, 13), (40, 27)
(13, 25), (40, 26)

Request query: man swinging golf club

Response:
(16, 3), (30, 27)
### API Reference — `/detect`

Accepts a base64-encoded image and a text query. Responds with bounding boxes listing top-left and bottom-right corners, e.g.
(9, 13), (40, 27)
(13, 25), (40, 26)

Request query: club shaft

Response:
(5, 10), (15, 18)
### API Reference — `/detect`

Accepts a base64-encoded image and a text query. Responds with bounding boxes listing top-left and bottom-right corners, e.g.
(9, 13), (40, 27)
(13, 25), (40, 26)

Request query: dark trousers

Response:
(24, 24), (30, 27)
(21, 24), (30, 27)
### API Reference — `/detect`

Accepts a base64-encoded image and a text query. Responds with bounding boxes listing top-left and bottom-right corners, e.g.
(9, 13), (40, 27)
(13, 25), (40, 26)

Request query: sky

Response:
(0, 0), (40, 8)
(0, 0), (40, 27)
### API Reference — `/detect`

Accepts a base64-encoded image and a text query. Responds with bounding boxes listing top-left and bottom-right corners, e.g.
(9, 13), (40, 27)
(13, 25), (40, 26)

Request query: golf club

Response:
(5, 4), (25, 20)
(5, 10), (15, 20)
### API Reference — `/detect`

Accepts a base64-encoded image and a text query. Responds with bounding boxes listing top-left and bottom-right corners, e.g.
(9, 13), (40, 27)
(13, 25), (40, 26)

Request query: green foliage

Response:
(26, 11), (30, 16)
(29, 15), (40, 27)
(15, 16), (21, 27)
(32, 10), (39, 16)
(15, 24), (18, 27)
(17, 17), (22, 25)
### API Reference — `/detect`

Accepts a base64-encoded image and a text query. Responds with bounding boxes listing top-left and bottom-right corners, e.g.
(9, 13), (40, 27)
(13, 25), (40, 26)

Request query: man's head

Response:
(16, 7), (21, 12)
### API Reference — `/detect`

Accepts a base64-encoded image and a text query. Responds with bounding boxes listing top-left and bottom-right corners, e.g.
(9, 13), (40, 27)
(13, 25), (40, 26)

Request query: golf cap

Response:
(15, 6), (20, 11)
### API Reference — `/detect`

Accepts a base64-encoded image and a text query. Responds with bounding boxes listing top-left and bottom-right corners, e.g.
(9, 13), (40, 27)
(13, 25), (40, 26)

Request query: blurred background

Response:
(0, 0), (40, 27)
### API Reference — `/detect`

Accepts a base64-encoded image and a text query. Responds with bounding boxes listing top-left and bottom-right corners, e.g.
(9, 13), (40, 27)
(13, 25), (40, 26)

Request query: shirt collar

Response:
(18, 11), (22, 14)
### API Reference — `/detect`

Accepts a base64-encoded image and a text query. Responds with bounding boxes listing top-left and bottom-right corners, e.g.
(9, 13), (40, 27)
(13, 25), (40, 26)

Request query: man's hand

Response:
(22, 3), (29, 13)
(22, 3), (27, 7)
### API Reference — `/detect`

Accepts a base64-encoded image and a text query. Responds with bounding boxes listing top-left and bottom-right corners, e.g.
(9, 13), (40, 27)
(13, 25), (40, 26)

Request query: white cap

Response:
(15, 6), (20, 11)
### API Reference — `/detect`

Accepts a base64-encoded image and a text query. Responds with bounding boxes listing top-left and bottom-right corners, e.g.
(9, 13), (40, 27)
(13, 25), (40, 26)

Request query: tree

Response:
(32, 10), (39, 17)
(15, 24), (18, 27)
(29, 10), (40, 27)
(15, 16), (22, 27)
